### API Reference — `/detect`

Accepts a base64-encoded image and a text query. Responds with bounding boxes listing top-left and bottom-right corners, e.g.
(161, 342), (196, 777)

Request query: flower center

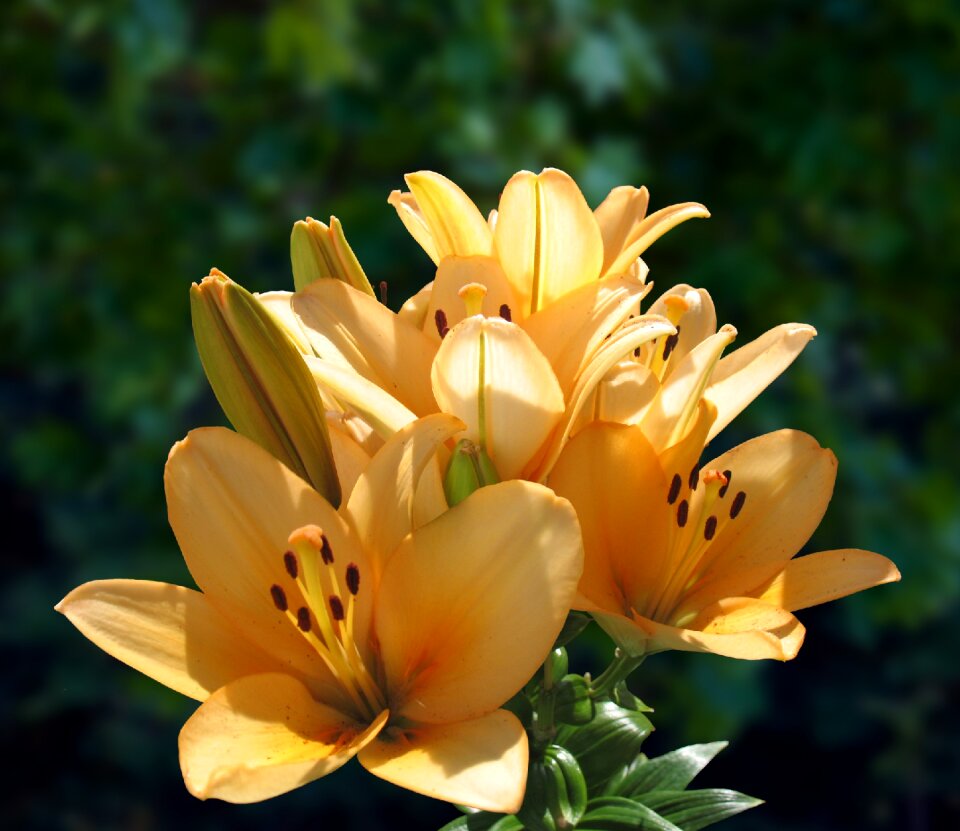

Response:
(268, 524), (384, 719)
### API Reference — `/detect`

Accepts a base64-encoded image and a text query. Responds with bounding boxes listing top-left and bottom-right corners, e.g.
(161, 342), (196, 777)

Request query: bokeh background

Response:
(4, 1), (959, 829)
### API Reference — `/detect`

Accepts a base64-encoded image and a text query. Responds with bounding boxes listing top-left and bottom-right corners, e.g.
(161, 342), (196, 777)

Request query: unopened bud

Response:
(290, 216), (374, 296)
(190, 270), (341, 506)
(443, 438), (500, 507)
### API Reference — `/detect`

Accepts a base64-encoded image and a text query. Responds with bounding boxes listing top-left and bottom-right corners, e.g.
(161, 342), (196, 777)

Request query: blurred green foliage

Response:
(3, 1), (958, 828)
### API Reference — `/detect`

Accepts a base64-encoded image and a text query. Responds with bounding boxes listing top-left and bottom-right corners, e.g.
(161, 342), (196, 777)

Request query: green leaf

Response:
(578, 796), (682, 831)
(604, 742), (728, 797)
(554, 675), (594, 725)
(638, 789), (763, 831)
(555, 700), (654, 793)
(553, 611), (592, 649)
(438, 812), (523, 831)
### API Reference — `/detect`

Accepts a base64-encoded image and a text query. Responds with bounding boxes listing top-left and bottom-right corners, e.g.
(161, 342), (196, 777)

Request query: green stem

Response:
(591, 650), (646, 699)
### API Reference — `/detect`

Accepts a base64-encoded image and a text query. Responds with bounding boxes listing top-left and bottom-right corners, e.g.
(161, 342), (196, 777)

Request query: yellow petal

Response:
(704, 323), (817, 441)
(697, 430), (838, 579)
(404, 171), (493, 260)
(398, 280), (434, 329)
(56, 579), (278, 701)
(360, 710), (527, 813)
(293, 279), (438, 417)
(592, 361), (659, 425)
(425, 256), (520, 341)
(549, 423), (672, 617)
(432, 316), (565, 480)
(165, 427), (368, 695)
(305, 356), (418, 440)
(344, 413), (464, 581)
(755, 549), (901, 612)
(377, 480), (583, 724)
(641, 325), (737, 452)
(179, 672), (387, 803)
(494, 168), (604, 315)
(389, 189), (441, 264)
(255, 291), (314, 355)
(594, 185), (650, 275)
(602, 202), (711, 279)
(327, 421), (370, 502)
(522, 273), (652, 396)
(645, 285), (717, 374)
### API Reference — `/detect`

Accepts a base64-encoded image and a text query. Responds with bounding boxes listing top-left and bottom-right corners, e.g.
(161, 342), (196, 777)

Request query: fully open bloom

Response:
(549, 415), (900, 660)
(57, 416), (583, 809)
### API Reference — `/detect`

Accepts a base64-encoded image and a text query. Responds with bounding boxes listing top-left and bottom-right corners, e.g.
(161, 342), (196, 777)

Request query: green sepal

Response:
(444, 438), (501, 506)
(438, 813), (523, 831)
(290, 215), (374, 295)
(603, 742), (728, 798)
(578, 796), (681, 831)
(553, 674), (594, 725)
(190, 271), (341, 505)
(516, 744), (588, 831)
(555, 700), (654, 794)
(638, 789), (763, 831)
(553, 611), (591, 649)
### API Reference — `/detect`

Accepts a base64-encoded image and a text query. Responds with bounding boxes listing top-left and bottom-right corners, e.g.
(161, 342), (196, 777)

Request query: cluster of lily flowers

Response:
(57, 169), (899, 825)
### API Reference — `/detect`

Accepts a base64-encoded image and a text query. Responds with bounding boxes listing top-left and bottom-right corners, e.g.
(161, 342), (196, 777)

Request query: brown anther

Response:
(435, 309), (450, 339)
(704, 516), (718, 541)
(667, 474), (682, 505)
(730, 491), (746, 519)
(688, 464), (700, 491)
(320, 534), (334, 565)
(270, 584), (288, 612)
(346, 563), (360, 596)
(677, 499), (689, 528)
(719, 470), (732, 498)
(634, 346), (641, 358)
(662, 329), (681, 361)
(283, 551), (298, 579)
(379, 280), (388, 305)
(296, 607), (312, 632)
(499, 303), (512, 322)
(329, 595), (345, 621)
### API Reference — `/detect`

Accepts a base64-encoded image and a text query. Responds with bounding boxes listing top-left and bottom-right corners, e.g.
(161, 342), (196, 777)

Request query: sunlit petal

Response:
(388, 189), (441, 264)
(179, 672), (387, 803)
(404, 171), (493, 259)
(377, 481), (582, 724)
(594, 185), (650, 275)
(425, 256), (519, 341)
(360, 710), (527, 813)
(602, 202), (711, 279)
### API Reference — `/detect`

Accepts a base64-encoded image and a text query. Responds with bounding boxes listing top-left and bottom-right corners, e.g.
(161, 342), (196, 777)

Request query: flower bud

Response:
(190, 269), (341, 506)
(290, 216), (374, 296)
(443, 438), (501, 507)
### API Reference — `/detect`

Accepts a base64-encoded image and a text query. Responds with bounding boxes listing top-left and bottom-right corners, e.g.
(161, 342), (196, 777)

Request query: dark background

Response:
(4, 2), (958, 829)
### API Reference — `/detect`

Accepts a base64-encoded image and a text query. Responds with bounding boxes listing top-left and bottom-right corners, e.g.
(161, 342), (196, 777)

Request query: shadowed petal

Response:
(360, 710), (527, 813)
(425, 256), (519, 340)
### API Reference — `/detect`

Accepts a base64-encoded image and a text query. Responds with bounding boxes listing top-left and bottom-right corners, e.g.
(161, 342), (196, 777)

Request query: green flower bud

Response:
(290, 215), (374, 296)
(517, 745), (588, 831)
(190, 269), (341, 506)
(443, 438), (501, 507)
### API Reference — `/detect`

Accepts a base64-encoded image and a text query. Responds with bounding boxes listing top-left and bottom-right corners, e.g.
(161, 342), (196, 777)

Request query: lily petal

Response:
(179, 672), (387, 803)
(594, 185), (650, 275)
(389, 190), (441, 264)
(646, 285), (717, 373)
(345, 413), (464, 581)
(432, 316), (565, 480)
(360, 710), (527, 813)
(404, 172), (493, 260)
(425, 256), (519, 341)
(293, 280), (438, 417)
(495, 169), (604, 315)
(377, 480), (582, 724)
(755, 549), (901, 612)
(591, 361), (659, 426)
(398, 281), (434, 328)
(602, 202), (711, 279)
(327, 421), (370, 502)
(256, 291), (314, 355)
(165, 427), (368, 695)
(56, 579), (278, 701)
(705, 323), (817, 441)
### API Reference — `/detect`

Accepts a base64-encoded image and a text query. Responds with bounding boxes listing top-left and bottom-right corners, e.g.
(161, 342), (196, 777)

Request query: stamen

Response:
(499, 303), (512, 321)
(329, 595), (345, 621)
(663, 294), (691, 325)
(283, 551), (298, 578)
(379, 280), (388, 305)
(320, 534), (334, 565)
(676, 499), (689, 528)
(662, 329), (680, 361)
(270, 584), (288, 611)
(435, 309), (449, 338)
(296, 607), (312, 632)
(458, 282), (488, 317)
(667, 474), (682, 505)
(346, 563), (360, 596)
(719, 470), (732, 498)
(730, 491), (746, 518)
(688, 464), (700, 491)
(704, 516), (718, 540)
